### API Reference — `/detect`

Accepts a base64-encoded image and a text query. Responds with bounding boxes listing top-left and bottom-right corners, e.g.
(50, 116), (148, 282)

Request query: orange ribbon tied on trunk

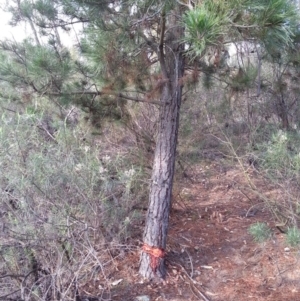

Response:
(142, 243), (166, 272)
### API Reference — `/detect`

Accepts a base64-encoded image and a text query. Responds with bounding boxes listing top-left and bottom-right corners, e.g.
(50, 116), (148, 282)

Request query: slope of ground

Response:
(80, 162), (300, 301)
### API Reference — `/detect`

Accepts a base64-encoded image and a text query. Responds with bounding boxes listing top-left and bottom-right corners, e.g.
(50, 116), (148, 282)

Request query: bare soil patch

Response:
(81, 163), (300, 301)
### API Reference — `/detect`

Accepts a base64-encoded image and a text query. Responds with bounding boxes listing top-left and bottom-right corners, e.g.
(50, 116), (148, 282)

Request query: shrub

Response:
(0, 103), (147, 300)
(286, 227), (300, 247)
(248, 222), (272, 243)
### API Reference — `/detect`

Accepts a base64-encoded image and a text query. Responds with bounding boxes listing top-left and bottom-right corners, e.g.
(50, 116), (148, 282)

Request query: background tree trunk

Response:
(278, 96), (290, 130)
(139, 9), (185, 279)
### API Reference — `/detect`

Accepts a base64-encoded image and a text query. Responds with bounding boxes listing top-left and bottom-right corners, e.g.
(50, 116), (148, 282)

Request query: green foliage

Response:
(14, 0), (33, 19)
(0, 105), (145, 240)
(286, 226), (300, 247)
(230, 65), (258, 91)
(34, 0), (58, 20)
(184, 2), (229, 58)
(184, 0), (298, 60)
(0, 40), (73, 93)
(258, 130), (300, 181)
(0, 101), (147, 299)
(1, 0), (298, 132)
(247, 0), (297, 48)
(248, 222), (272, 242)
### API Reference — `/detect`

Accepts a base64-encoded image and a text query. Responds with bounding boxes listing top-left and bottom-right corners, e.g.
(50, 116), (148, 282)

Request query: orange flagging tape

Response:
(142, 244), (166, 272)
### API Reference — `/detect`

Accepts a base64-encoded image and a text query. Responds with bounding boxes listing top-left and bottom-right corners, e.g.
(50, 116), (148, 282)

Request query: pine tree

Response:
(0, 0), (297, 280)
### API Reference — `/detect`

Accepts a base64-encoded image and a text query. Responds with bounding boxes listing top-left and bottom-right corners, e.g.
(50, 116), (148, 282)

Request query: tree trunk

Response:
(139, 9), (185, 279)
(278, 95), (289, 130)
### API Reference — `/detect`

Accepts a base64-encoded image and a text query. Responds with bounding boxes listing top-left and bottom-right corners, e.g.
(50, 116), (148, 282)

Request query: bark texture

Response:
(139, 9), (185, 279)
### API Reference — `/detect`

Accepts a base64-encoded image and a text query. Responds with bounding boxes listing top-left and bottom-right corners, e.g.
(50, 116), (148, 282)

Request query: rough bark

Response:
(278, 95), (289, 130)
(139, 9), (185, 279)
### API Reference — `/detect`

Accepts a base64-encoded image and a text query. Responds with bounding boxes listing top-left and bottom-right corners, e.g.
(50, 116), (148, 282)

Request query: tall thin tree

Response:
(0, 0), (297, 280)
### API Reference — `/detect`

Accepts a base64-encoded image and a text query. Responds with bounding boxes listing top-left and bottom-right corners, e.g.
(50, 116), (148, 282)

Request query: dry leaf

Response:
(111, 279), (123, 286)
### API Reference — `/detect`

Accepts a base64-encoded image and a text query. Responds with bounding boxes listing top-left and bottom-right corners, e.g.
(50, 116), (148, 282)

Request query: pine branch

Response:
(229, 22), (259, 29)
(138, 30), (158, 53)
(47, 90), (163, 106)
(37, 19), (90, 29)
(158, 10), (168, 79)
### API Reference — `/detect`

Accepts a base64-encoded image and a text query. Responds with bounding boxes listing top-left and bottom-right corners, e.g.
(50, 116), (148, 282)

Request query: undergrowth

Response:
(0, 101), (147, 300)
(248, 222), (272, 243)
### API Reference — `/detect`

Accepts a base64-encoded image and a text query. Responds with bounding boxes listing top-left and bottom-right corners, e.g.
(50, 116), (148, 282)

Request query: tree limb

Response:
(47, 90), (163, 105)
(159, 10), (168, 79)
(0, 289), (21, 300)
(37, 19), (90, 29)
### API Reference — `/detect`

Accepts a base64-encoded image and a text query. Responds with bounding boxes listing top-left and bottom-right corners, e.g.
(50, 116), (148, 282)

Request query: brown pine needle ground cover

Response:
(81, 163), (300, 301)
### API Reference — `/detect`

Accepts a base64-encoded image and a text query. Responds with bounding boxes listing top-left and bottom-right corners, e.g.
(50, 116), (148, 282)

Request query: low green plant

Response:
(259, 130), (300, 181)
(286, 227), (300, 247)
(248, 222), (272, 243)
(0, 101), (148, 300)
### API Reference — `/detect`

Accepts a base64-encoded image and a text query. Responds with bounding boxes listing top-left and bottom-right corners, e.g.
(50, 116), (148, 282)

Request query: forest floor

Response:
(82, 161), (300, 301)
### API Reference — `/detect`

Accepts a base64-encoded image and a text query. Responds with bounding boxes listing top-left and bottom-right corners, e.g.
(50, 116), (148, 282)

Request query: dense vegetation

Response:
(1, 0), (300, 299)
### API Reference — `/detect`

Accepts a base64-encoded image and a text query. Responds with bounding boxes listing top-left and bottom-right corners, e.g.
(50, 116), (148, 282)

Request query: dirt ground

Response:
(81, 162), (300, 301)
